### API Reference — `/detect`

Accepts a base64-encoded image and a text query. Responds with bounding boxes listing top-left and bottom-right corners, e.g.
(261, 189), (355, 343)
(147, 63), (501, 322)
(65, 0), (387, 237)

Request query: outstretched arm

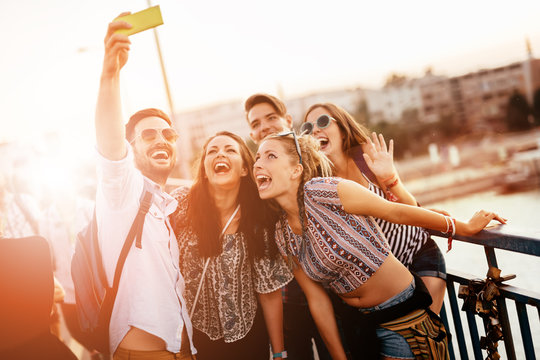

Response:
(293, 265), (347, 360)
(257, 289), (285, 359)
(338, 179), (506, 236)
(95, 14), (132, 161)
(362, 132), (417, 206)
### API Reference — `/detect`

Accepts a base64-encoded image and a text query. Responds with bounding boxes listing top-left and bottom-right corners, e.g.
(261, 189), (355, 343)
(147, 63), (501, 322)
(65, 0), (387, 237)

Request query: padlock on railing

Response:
(459, 266), (516, 360)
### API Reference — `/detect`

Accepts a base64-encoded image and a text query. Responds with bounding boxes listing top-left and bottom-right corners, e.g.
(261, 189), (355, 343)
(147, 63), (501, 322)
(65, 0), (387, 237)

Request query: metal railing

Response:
(430, 225), (540, 360)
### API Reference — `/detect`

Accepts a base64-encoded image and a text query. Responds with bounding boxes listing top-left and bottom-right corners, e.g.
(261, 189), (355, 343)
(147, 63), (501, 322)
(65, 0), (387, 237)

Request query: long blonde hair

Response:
(265, 132), (333, 248)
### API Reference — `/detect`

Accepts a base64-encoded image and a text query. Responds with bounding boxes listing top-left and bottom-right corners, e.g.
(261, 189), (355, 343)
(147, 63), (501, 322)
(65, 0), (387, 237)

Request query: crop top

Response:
(275, 177), (391, 294)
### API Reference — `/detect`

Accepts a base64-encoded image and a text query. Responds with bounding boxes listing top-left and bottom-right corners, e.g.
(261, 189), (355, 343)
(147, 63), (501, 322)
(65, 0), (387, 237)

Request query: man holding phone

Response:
(94, 12), (195, 360)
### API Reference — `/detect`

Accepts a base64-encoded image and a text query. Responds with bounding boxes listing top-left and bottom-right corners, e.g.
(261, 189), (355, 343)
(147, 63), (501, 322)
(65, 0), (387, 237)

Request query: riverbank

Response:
(396, 129), (540, 205)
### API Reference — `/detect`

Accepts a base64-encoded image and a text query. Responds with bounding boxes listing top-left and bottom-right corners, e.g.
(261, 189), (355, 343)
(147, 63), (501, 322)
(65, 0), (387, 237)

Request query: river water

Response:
(429, 188), (540, 358)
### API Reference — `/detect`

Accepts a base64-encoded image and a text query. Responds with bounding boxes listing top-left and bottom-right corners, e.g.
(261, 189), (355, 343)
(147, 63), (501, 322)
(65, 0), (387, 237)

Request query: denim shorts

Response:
(409, 237), (447, 280)
(358, 279), (416, 359)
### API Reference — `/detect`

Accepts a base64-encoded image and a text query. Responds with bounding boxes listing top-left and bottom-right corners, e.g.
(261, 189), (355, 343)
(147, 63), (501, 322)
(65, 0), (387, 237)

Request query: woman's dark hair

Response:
(186, 131), (279, 258)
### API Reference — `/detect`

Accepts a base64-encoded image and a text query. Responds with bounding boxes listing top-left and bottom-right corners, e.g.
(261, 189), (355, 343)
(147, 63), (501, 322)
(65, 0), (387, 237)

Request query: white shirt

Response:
(39, 197), (94, 304)
(95, 144), (195, 355)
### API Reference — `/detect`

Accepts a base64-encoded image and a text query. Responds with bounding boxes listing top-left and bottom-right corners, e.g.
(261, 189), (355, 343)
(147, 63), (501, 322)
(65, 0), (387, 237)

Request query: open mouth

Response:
(317, 137), (329, 150)
(256, 174), (272, 191)
(150, 149), (170, 161)
(214, 162), (230, 174)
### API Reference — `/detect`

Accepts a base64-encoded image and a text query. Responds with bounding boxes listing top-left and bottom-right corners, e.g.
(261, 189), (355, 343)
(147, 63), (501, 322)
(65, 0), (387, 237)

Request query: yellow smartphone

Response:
(114, 5), (163, 36)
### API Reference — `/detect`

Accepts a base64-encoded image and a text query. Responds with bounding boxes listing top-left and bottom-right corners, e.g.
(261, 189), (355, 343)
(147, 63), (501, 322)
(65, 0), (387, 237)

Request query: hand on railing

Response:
(463, 210), (507, 236)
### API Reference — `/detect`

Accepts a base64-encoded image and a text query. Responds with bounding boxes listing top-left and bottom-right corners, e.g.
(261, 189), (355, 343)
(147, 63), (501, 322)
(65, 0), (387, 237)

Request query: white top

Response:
(95, 144), (195, 355)
(39, 197), (94, 304)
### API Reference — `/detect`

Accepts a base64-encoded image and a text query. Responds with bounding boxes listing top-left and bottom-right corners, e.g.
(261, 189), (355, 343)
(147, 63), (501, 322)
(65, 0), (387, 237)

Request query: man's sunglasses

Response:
(300, 114), (336, 135)
(276, 131), (302, 165)
(130, 128), (179, 144)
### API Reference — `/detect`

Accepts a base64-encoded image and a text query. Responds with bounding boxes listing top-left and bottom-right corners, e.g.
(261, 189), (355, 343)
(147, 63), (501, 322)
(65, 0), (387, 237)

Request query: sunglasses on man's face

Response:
(300, 114), (335, 135)
(131, 128), (179, 144)
(276, 131), (302, 165)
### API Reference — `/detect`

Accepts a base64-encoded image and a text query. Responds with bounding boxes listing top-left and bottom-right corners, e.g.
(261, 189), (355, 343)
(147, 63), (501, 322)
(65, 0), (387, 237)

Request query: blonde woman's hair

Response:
(266, 132), (333, 181)
(264, 132), (333, 266)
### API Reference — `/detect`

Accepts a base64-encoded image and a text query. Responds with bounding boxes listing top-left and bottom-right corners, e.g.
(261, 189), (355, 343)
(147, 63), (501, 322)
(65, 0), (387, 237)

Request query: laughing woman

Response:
(302, 103), (448, 315)
(171, 131), (293, 360)
(253, 132), (505, 360)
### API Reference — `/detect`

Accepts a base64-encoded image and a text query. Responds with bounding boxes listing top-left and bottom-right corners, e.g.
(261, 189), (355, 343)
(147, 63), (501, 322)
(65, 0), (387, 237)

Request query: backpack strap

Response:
(110, 184), (153, 292)
(90, 208), (108, 288)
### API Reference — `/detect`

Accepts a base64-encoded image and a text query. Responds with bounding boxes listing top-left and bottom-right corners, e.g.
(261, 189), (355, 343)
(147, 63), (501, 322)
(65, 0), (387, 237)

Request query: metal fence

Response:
(430, 226), (540, 360)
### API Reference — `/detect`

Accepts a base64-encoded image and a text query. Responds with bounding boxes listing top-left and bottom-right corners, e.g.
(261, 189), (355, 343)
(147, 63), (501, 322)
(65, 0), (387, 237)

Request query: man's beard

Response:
(134, 146), (175, 184)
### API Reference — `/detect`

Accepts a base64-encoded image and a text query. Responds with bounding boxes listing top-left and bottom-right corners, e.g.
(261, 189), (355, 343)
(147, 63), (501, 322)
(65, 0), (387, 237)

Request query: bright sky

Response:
(1, 0), (540, 147)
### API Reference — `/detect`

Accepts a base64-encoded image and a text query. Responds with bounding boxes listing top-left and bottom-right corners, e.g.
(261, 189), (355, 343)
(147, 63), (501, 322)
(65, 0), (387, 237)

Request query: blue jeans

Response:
(357, 280), (416, 359)
(410, 237), (447, 280)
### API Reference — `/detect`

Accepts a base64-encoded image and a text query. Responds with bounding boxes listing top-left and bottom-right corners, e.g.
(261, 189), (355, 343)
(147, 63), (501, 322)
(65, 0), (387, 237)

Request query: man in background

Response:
(244, 93), (330, 360)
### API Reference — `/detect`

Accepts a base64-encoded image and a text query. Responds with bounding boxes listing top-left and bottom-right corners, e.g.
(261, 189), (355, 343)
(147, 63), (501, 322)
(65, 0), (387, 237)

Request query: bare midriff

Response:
(118, 327), (167, 351)
(338, 253), (413, 309)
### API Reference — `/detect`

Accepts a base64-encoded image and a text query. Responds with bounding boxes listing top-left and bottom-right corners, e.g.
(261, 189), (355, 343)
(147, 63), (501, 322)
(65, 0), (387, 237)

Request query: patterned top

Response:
(275, 177), (391, 294)
(365, 176), (430, 267)
(172, 186), (293, 342)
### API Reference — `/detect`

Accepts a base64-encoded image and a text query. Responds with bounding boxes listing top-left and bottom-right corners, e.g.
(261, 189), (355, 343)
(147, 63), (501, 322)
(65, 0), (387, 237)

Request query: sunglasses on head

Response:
(131, 128), (179, 144)
(276, 131), (302, 165)
(300, 114), (335, 135)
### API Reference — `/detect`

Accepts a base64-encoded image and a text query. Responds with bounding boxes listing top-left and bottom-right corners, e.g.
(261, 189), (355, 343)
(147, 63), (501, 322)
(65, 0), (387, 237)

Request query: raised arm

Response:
(293, 265), (347, 360)
(95, 14), (132, 160)
(338, 179), (506, 236)
(362, 132), (417, 206)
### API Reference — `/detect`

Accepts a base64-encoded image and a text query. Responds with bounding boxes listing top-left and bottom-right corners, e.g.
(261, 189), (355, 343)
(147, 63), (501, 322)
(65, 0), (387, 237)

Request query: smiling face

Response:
(203, 135), (248, 190)
(254, 138), (300, 201)
(131, 116), (177, 184)
(304, 106), (344, 161)
(247, 102), (293, 144)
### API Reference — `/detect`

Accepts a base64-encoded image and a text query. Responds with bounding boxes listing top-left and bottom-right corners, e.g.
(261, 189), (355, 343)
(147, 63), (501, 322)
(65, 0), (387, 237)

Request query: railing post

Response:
(440, 304), (456, 360)
(484, 246), (517, 360)
(465, 310), (483, 360)
(446, 280), (469, 359)
(515, 302), (536, 360)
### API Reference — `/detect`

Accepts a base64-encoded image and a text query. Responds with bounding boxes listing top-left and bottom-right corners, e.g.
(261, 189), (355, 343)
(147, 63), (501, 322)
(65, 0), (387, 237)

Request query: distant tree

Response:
(533, 88), (540, 126)
(384, 73), (408, 87)
(354, 99), (370, 127)
(505, 91), (531, 131)
(436, 112), (458, 139)
(372, 120), (412, 159)
(401, 108), (419, 124)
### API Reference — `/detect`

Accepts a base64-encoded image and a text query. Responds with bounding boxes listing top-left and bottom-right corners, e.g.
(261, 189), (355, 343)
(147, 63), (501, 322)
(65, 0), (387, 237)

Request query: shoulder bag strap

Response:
(111, 188), (153, 292)
(190, 203), (240, 318)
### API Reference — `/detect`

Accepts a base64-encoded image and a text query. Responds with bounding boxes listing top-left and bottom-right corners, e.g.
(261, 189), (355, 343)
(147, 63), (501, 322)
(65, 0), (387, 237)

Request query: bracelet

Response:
(385, 178), (399, 189)
(381, 173), (396, 183)
(443, 215), (450, 234)
(447, 217), (456, 253)
(385, 189), (399, 202)
(273, 351), (288, 359)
